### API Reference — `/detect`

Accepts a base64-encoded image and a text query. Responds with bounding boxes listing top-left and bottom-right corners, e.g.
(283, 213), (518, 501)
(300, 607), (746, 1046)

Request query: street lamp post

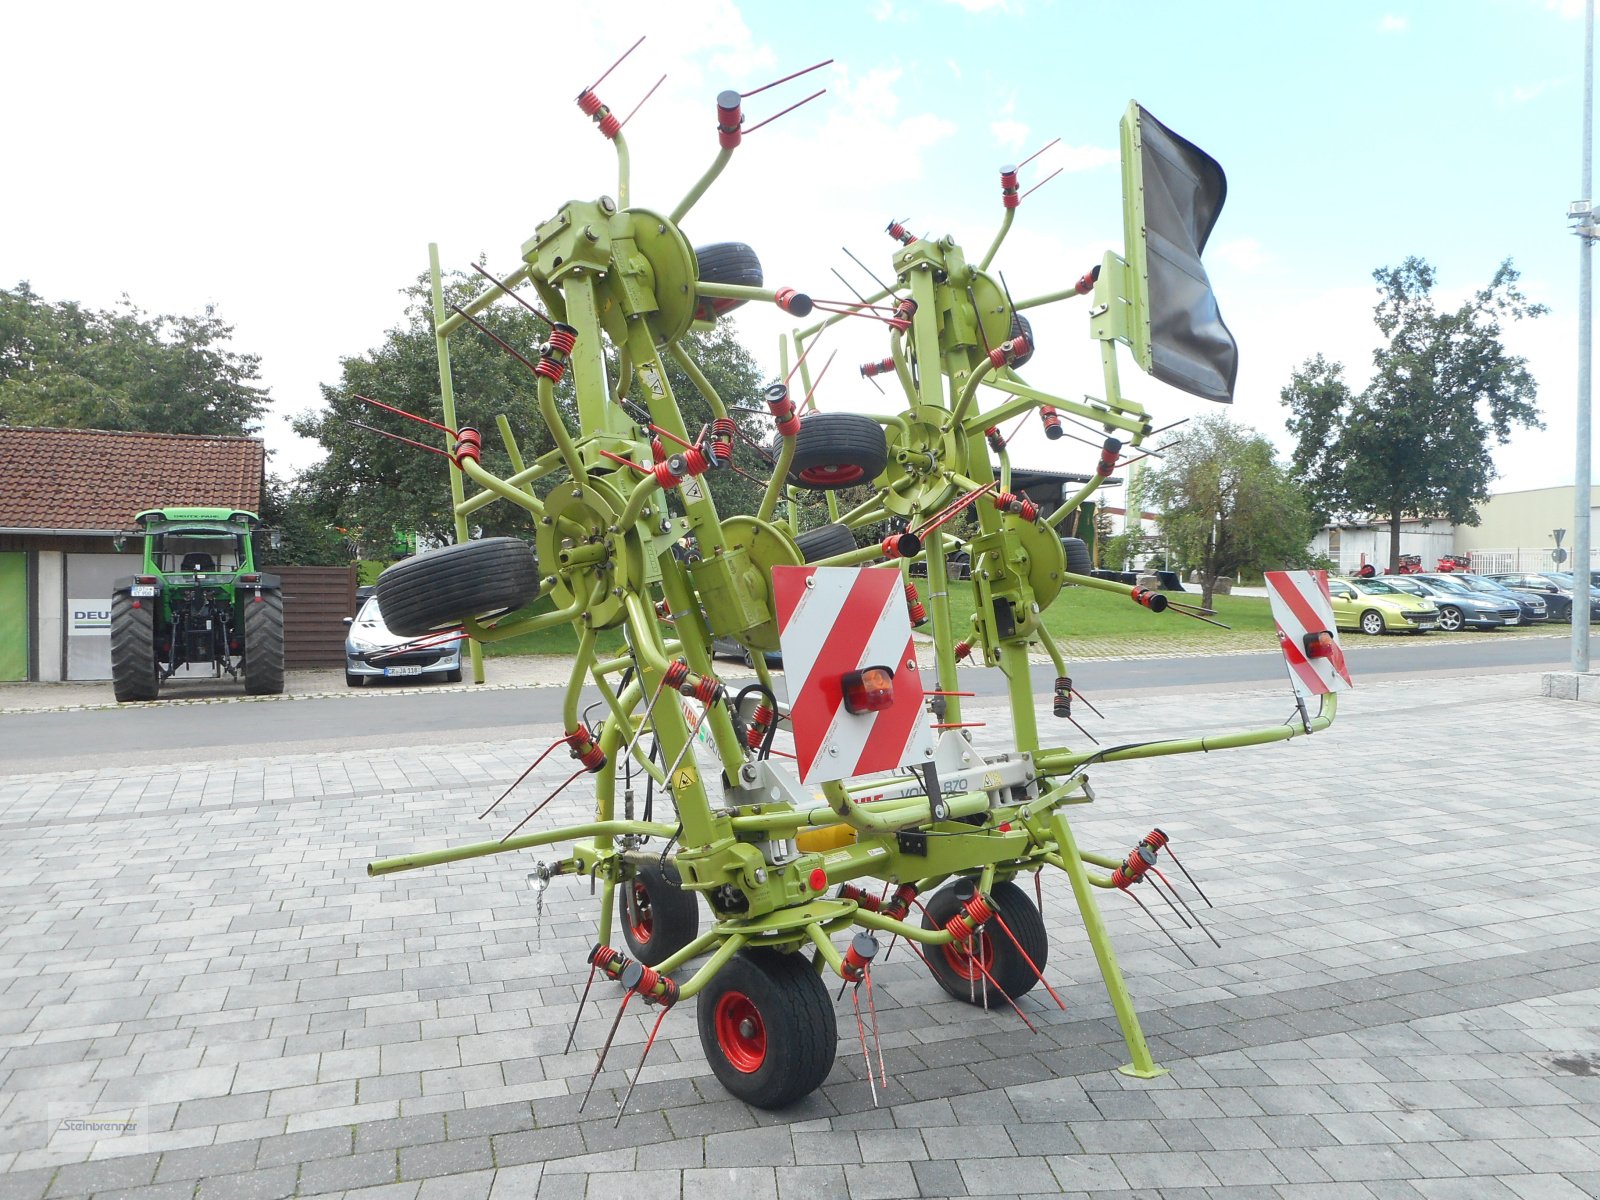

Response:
(1570, 0), (1595, 674)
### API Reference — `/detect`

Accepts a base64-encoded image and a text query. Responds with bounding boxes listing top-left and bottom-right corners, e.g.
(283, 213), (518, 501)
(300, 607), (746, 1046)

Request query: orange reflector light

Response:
(841, 666), (896, 714)
(1302, 630), (1335, 659)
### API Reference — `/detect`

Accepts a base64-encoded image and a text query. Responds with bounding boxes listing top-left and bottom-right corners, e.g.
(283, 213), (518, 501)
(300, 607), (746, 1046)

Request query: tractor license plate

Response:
(383, 665), (423, 677)
(131, 584), (156, 597)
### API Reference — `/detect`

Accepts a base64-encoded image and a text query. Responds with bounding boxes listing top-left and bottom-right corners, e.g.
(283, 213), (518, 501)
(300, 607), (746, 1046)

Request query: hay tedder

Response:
(366, 46), (1349, 1112)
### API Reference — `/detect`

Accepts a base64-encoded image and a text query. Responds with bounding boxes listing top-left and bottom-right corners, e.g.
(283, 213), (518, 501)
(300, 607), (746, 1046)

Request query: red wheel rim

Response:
(797, 464), (865, 486)
(941, 934), (995, 983)
(626, 882), (653, 944)
(713, 991), (766, 1073)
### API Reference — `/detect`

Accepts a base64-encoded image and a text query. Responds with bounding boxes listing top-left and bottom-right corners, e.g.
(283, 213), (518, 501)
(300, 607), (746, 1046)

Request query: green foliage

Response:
(295, 268), (771, 554)
(1284, 257), (1544, 567)
(1142, 414), (1316, 606)
(0, 281), (268, 435)
(256, 475), (352, 568)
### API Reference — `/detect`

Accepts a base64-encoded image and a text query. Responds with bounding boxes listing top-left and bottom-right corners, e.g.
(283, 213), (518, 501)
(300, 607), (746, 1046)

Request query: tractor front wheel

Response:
(696, 949), (836, 1109)
(920, 879), (1048, 1008)
(110, 593), (159, 703)
(618, 861), (700, 967)
(243, 591), (286, 695)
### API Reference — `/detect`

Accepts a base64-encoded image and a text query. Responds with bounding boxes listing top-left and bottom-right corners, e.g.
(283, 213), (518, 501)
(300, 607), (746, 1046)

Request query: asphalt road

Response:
(0, 635), (1573, 774)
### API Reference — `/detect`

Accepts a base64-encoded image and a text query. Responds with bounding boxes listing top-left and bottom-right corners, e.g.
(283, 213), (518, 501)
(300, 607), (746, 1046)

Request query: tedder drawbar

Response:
(366, 44), (1351, 1113)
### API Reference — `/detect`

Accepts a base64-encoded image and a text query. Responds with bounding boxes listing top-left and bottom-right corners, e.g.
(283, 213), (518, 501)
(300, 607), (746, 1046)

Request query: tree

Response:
(295, 269), (772, 557)
(1283, 258), (1544, 570)
(255, 474), (353, 569)
(1142, 414), (1317, 609)
(0, 281), (268, 435)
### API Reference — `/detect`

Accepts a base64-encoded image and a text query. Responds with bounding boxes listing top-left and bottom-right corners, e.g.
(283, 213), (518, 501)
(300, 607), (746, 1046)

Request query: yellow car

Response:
(1327, 576), (1439, 635)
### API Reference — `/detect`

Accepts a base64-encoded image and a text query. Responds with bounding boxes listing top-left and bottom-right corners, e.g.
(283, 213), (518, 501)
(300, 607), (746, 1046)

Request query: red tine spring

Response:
(716, 90), (743, 149)
(962, 894), (995, 926)
(708, 417), (736, 467)
(888, 297), (918, 331)
(764, 382), (801, 437)
(1096, 437), (1122, 477)
(566, 726), (607, 772)
(536, 324), (578, 382)
(836, 883), (881, 912)
(954, 640), (973, 661)
(662, 661), (691, 692)
(590, 944), (626, 973)
(453, 426), (482, 467)
(1000, 166), (1020, 209)
(1143, 828), (1169, 851)
(985, 426), (1005, 453)
(886, 219), (917, 246)
(744, 703), (774, 749)
(993, 492), (1039, 522)
(988, 334), (1030, 369)
(861, 357), (895, 379)
(904, 583), (927, 627)
(943, 913), (974, 942)
(1039, 406), (1063, 440)
(578, 91), (605, 117)
(885, 884), (919, 920)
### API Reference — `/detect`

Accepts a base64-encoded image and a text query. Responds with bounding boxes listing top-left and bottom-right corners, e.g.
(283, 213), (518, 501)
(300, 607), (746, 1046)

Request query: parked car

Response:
(1484, 572), (1600, 623)
(1326, 577), (1438, 635)
(344, 594), (463, 686)
(712, 637), (783, 669)
(1383, 576), (1518, 631)
(1415, 573), (1546, 624)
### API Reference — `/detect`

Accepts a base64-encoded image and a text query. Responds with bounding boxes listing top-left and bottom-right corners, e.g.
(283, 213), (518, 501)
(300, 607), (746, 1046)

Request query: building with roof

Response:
(0, 427), (265, 681)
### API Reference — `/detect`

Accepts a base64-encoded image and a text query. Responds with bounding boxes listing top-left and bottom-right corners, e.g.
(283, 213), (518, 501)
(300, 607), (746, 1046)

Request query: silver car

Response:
(1384, 576), (1519, 632)
(344, 594), (463, 687)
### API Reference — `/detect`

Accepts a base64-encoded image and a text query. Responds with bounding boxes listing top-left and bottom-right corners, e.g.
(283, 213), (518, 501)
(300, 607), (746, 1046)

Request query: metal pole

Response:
(1574, 0), (1594, 674)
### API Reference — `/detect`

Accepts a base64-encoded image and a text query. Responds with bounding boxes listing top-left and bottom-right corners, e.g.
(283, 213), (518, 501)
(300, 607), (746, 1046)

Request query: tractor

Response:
(109, 507), (285, 702)
(360, 50), (1347, 1112)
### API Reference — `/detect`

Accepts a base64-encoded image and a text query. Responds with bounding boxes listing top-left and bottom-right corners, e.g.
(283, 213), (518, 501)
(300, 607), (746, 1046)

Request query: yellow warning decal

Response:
(673, 766), (698, 791)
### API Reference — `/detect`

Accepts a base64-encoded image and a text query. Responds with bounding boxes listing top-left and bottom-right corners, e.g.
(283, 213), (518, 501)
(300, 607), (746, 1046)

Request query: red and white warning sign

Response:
(1264, 570), (1353, 700)
(773, 565), (934, 784)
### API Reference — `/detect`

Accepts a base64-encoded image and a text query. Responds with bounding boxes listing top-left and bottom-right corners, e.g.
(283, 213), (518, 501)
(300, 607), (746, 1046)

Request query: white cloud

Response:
(941, 0), (1010, 10)
(1379, 13), (1408, 32)
(1209, 237), (1268, 273)
(1056, 143), (1121, 172)
(990, 119), (1030, 151)
(1505, 77), (1565, 104)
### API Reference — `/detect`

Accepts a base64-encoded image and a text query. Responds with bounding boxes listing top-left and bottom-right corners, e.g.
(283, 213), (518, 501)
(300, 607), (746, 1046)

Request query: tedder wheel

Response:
(786, 413), (889, 491)
(376, 538), (539, 637)
(1060, 536), (1092, 576)
(618, 861), (700, 967)
(1008, 311), (1036, 368)
(920, 879), (1048, 1008)
(110, 592), (159, 703)
(1436, 605), (1464, 633)
(794, 522), (857, 563)
(1359, 609), (1386, 636)
(695, 242), (764, 319)
(696, 948), (837, 1109)
(243, 590), (286, 696)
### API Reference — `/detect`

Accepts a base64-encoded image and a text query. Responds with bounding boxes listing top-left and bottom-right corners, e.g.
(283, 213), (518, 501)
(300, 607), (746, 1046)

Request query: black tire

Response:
(1359, 609), (1386, 636)
(110, 593), (159, 703)
(696, 948), (836, 1109)
(696, 242), (763, 317)
(1436, 605), (1465, 633)
(376, 538), (539, 637)
(794, 523), (857, 563)
(1008, 311), (1035, 369)
(1061, 537), (1092, 575)
(618, 862), (700, 967)
(346, 671), (365, 688)
(786, 413), (889, 491)
(920, 879), (1048, 1008)
(243, 590), (286, 696)
(445, 667), (464, 684)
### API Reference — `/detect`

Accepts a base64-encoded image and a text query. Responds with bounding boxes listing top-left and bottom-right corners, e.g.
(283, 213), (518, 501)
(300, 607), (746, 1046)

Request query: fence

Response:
(275, 566), (358, 668)
(1458, 548), (1600, 575)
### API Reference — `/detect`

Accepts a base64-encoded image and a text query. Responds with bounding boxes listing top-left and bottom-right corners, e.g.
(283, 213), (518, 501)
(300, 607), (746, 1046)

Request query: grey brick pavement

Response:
(1, 672), (1598, 1198)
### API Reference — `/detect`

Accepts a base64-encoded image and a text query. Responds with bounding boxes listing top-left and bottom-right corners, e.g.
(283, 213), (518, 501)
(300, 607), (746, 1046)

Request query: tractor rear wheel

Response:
(920, 879), (1048, 1008)
(376, 538), (540, 637)
(786, 413), (889, 491)
(618, 861), (700, 967)
(110, 593), (159, 703)
(243, 591), (286, 695)
(697, 948), (836, 1109)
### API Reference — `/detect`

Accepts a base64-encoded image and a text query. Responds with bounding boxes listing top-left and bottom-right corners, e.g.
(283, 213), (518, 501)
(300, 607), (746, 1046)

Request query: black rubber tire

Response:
(786, 413), (889, 491)
(1436, 605), (1465, 633)
(243, 591), (286, 696)
(920, 879), (1048, 1008)
(376, 538), (539, 637)
(445, 667), (464, 684)
(1061, 537), (1092, 575)
(346, 671), (365, 688)
(1359, 609), (1386, 636)
(110, 593), (159, 702)
(794, 523), (857, 563)
(696, 243), (764, 317)
(618, 861), (700, 967)
(1008, 311), (1035, 369)
(696, 948), (836, 1109)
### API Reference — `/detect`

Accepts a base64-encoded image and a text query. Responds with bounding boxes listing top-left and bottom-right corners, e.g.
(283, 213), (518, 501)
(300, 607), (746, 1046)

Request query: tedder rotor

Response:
(365, 44), (1350, 1112)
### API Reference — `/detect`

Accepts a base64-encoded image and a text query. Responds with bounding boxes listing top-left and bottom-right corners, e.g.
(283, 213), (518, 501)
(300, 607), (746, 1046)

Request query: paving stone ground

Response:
(2, 670), (1598, 1199)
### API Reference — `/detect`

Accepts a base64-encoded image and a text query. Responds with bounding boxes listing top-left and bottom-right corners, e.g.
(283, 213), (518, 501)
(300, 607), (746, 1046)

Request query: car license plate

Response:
(383, 665), (424, 677)
(131, 584), (156, 597)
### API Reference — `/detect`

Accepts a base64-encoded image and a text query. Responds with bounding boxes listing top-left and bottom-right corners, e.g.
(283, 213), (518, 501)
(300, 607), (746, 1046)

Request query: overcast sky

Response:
(5, 0), (1593, 515)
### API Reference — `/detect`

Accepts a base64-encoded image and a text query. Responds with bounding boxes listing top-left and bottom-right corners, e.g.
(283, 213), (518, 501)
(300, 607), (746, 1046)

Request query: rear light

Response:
(841, 666), (896, 714)
(136, 575), (157, 585)
(1302, 631), (1335, 659)
(240, 573), (260, 583)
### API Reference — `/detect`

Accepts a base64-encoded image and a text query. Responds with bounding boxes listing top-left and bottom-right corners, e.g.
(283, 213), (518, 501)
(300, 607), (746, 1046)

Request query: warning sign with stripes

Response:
(1264, 570), (1353, 700)
(773, 565), (933, 784)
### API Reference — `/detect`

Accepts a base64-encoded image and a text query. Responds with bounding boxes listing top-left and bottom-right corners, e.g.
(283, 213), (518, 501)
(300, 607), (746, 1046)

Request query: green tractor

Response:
(109, 507), (285, 702)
